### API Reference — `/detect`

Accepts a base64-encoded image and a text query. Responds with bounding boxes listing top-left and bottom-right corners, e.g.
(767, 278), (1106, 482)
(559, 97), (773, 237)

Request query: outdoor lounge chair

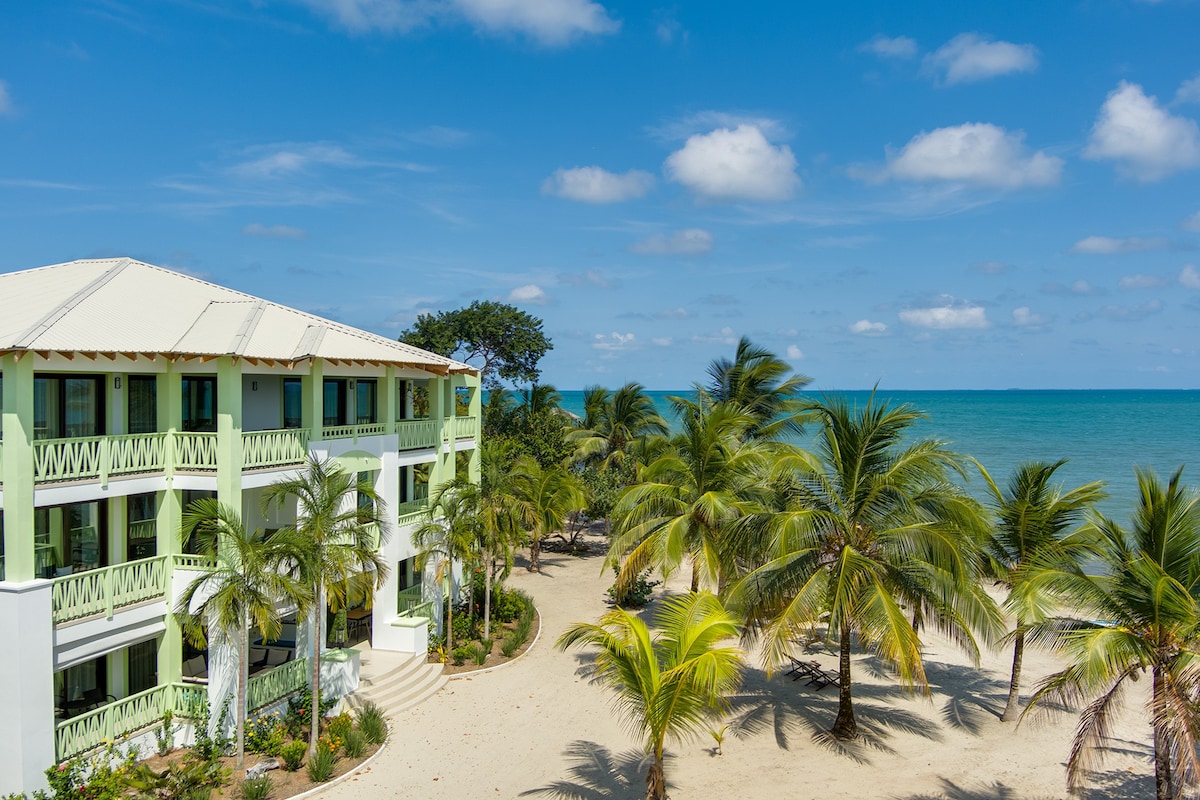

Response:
(806, 668), (841, 690)
(786, 657), (820, 681)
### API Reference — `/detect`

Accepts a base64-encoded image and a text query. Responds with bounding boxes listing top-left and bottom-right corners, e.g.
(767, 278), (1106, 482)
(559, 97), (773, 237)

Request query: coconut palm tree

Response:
(729, 393), (1001, 740)
(569, 382), (669, 468)
(174, 499), (308, 770)
(702, 337), (810, 441)
(1023, 467), (1200, 800)
(556, 591), (744, 800)
(474, 441), (526, 638)
(512, 455), (586, 572)
(606, 398), (769, 594)
(976, 460), (1106, 721)
(413, 480), (480, 652)
(263, 457), (389, 757)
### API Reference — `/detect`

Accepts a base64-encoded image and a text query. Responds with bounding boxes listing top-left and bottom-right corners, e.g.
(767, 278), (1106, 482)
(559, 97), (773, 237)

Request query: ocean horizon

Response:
(525, 388), (1200, 523)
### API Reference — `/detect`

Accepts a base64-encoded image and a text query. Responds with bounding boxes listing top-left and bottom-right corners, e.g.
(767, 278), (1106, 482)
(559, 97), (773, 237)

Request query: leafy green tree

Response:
(485, 383), (574, 468)
(474, 441), (527, 638)
(413, 480), (479, 651)
(512, 455), (586, 572)
(175, 500), (308, 769)
(1024, 467), (1200, 800)
(263, 457), (389, 757)
(400, 301), (551, 388)
(976, 460), (1106, 721)
(606, 399), (768, 594)
(729, 393), (1001, 740)
(702, 337), (810, 441)
(556, 592), (744, 800)
(569, 382), (669, 468)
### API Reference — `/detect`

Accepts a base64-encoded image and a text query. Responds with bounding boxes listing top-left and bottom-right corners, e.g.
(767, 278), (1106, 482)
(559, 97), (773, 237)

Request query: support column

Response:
(380, 366), (396, 432)
(108, 497), (127, 566)
(2, 353), (35, 583)
(301, 360), (323, 441)
(215, 357), (243, 512)
(0, 581), (55, 794)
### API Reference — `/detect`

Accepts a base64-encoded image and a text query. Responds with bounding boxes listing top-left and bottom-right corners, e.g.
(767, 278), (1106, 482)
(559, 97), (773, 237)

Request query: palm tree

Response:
(473, 441), (526, 639)
(174, 499), (307, 770)
(606, 398), (768, 594)
(569, 382), (669, 468)
(512, 455), (586, 572)
(977, 460), (1106, 721)
(1024, 467), (1200, 800)
(729, 393), (1001, 740)
(556, 592), (744, 800)
(413, 479), (479, 652)
(263, 457), (389, 756)
(703, 337), (810, 441)
(579, 384), (611, 430)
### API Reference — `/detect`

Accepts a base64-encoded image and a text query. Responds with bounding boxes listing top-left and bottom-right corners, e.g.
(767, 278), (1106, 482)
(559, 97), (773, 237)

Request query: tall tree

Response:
(977, 460), (1106, 721)
(569, 382), (669, 468)
(399, 301), (551, 388)
(1024, 467), (1200, 800)
(606, 398), (768, 594)
(511, 455), (586, 572)
(175, 500), (308, 770)
(413, 479), (479, 652)
(703, 337), (810, 441)
(474, 441), (526, 638)
(729, 393), (1001, 740)
(263, 457), (389, 757)
(556, 592), (744, 800)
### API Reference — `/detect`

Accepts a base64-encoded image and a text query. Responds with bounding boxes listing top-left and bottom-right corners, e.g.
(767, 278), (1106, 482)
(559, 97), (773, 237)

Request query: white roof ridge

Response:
(228, 299), (268, 356)
(13, 258), (131, 348)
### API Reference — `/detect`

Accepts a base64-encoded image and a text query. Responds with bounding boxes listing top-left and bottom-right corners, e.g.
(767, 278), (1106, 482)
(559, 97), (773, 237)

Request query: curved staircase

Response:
(345, 648), (447, 716)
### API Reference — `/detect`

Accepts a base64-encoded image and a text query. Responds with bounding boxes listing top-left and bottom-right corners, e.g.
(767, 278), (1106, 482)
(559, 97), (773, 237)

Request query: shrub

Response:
(285, 688), (337, 738)
(45, 741), (138, 800)
(342, 727), (366, 759)
(606, 566), (659, 608)
(471, 640), (491, 665)
(155, 709), (175, 756)
(489, 585), (528, 624)
(306, 741), (339, 783)
(280, 740), (306, 772)
(245, 712), (287, 756)
(451, 612), (480, 643)
(191, 698), (233, 761)
(355, 702), (387, 745)
(450, 645), (471, 666)
(500, 635), (520, 658)
(242, 776), (272, 800)
(324, 710), (353, 742)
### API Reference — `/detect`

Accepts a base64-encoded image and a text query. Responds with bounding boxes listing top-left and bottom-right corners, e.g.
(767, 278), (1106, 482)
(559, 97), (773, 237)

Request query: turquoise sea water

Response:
(551, 389), (1200, 522)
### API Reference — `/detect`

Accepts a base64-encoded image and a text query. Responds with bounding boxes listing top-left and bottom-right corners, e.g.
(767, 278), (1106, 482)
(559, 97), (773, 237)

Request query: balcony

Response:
(51, 555), (169, 625)
(452, 415), (479, 440)
(241, 428), (309, 470)
(246, 655), (310, 711)
(394, 418), (438, 450)
(55, 682), (207, 761)
(33, 433), (169, 484)
(396, 498), (430, 527)
(320, 422), (389, 442)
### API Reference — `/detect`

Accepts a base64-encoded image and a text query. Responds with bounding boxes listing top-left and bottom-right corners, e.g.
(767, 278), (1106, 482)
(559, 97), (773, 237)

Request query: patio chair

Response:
(786, 657), (820, 681)
(807, 668), (841, 690)
(265, 648), (290, 668)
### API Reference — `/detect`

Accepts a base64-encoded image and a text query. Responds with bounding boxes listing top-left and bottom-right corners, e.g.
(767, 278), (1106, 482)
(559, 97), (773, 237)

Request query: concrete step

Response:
(347, 652), (446, 718)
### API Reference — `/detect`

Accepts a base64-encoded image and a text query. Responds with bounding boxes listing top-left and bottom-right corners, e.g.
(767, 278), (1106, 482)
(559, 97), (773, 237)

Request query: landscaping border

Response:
(447, 607), (542, 681)
(283, 720), (392, 800)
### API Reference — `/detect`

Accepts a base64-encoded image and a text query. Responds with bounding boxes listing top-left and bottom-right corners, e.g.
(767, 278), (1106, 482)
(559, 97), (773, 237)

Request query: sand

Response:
(325, 531), (1154, 799)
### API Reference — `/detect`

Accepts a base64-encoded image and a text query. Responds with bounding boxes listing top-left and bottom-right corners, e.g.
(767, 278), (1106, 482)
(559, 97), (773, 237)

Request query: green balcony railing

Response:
(174, 432), (218, 471)
(52, 556), (169, 625)
(397, 584), (424, 612)
(321, 422), (389, 442)
(54, 683), (206, 762)
(394, 418), (438, 450)
(32, 433), (168, 484)
(242, 428), (309, 470)
(398, 600), (435, 622)
(172, 553), (217, 571)
(396, 498), (430, 527)
(452, 415), (478, 440)
(247, 656), (310, 711)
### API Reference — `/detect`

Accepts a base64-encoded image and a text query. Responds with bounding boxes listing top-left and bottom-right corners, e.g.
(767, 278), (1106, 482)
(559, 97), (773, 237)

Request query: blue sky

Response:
(2, 1), (1199, 390)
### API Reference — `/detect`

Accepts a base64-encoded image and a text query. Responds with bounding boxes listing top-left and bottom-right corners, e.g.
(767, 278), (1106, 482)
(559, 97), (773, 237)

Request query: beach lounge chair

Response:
(806, 668), (841, 690)
(786, 657), (820, 681)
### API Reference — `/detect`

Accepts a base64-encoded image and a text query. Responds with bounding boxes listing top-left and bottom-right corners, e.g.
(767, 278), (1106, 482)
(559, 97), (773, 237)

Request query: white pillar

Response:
(0, 580), (56, 794)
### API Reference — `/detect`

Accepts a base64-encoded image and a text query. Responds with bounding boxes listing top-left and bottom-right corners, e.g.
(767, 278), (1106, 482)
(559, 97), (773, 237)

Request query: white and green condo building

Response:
(0, 258), (480, 791)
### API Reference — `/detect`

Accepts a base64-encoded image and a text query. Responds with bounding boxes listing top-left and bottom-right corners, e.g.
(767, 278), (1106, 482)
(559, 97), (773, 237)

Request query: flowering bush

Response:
(245, 711), (287, 755)
(44, 740), (137, 800)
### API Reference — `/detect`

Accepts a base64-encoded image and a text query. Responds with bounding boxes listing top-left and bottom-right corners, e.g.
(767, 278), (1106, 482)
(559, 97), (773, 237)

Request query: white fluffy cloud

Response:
(242, 223), (308, 240)
(786, 345), (804, 359)
(880, 123), (1061, 188)
(849, 319), (888, 335)
(508, 284), (548, 304)
(1084, 82), (1200, 181)
(1070, 235), (1169, 254)
(0, 80), (13, 116)
(664, 125), (800, 201)
(592, 331), (637, 351)
(1181, 264), (1200, 289)
(899, 298), (989, 329)
(541, 166), (653, 203)
(924, 34), (1039, 85)
(1012, 306), (1050, 328)
(294, 0), (618, 45)
(630, 228), (714, 255)
(1176, 74), (1200, 105)
(858, 34), (917, 59)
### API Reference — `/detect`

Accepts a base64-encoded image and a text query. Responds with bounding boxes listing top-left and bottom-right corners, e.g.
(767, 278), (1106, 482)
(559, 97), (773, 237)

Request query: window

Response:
(127, 639), (158, 695)
(55, 654), (107, 717)
(36, 501), (107, 574)
(395, 379), (408, 421)
(323, 379), (347, 427)
(181, 377), (216, 432)
(356, 380), (377, 424)
(357, 471), (374, 519)
(34, 374), (105, 439)
(283, 378), (302, 429)
(127, 376), (157, 434)
(127, 494), (157, 560)
(182, 491), (216, 554)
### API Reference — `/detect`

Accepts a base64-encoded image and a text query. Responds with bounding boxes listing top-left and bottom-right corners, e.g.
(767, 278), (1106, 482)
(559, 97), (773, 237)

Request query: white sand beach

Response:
(326, 531), (1153, 800)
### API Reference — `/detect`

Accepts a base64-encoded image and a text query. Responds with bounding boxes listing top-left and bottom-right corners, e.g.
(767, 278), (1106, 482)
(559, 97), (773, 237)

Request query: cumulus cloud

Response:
(292, 0), (619, 46)
(664, 125), (800, 201)
(592, 331), (637, 351)
(858, 34), (918, 59)
(630, 228), (714, 255)
(923, 34), (1038, 85)
(1181, 264), (1200, 289)
(1012, 306), (1050, 328)
(1119, 273), (1167, 290)
(1182, 211), (1200, 232)
(785, 345), (804, 359)
(242, 223), (308, 240)
(648, 111), (787, 142)
(1070, 235), (1169, 254)
(850, 319), (888, 335)
(1176, 74), (1200, 105)
(899, 298), (989, 329)
(541, 166), (654, 203)
(1084, 82), (1200, 181)
(0, 80), (13, 116)
(1101, 299), (1164, 322)
(876, 123), (1061, 188)
(508, 283), (548, 304)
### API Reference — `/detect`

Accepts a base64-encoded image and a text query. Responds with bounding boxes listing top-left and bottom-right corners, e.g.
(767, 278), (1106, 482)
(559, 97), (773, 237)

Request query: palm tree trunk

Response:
(483, 554), (493, 641)
(645, 745), (667, 800)
(236, 612), (248, 770)
(308, 583), (324, 757)
(1153, 665), (1175, 800)
(832, 618), (857, 740)
(690, 562), (700, 593)
(445, 571), (454, 652)
(530, 536), (541, 572)
(1001, 627), (1025, 722)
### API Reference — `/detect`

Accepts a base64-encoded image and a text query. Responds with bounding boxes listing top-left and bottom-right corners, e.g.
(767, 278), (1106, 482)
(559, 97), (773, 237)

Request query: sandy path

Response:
(327, 533), (1154, 799)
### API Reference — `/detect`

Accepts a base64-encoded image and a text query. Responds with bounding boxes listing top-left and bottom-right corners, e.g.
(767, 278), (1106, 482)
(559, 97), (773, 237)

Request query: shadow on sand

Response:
(519, 740), (665, 800)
